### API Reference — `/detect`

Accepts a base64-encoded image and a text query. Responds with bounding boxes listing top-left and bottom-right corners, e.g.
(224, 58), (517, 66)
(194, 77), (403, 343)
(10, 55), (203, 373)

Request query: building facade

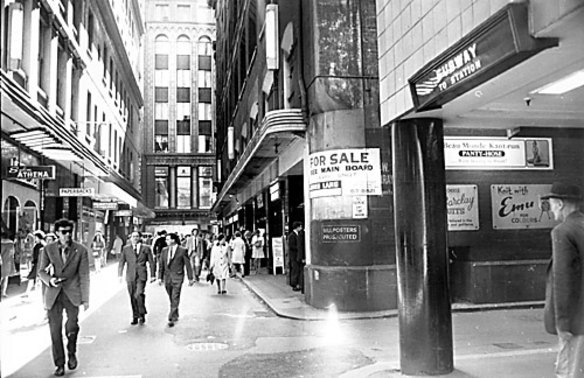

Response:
(213, 0), (584, 318)
(141, 0), (217, 235)
(1, 0), (149, 258)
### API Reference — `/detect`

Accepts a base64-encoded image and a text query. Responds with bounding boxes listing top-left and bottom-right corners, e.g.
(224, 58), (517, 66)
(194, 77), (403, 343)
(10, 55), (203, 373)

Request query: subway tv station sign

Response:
(408, 3), (557, 111)
(309, 148), (382, 198)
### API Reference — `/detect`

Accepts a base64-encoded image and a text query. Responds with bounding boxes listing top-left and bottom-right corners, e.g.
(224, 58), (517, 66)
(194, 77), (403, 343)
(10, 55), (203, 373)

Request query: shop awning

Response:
(212, 108), (307, 213)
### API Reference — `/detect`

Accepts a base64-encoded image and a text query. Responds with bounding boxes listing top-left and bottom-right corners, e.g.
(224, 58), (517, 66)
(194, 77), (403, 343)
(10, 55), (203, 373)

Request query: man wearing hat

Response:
(542, 182), (584, 377)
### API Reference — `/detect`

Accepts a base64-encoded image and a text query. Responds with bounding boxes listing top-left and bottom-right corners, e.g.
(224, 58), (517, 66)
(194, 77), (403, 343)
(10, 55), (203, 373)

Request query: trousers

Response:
(47, 291), (79, 367)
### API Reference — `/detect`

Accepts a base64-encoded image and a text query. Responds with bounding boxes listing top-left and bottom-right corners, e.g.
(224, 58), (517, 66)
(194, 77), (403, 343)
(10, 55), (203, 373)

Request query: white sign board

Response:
(352, 196), (368, 219)
(491, 184), (558, 229)
(444, 137), (553, 170)
(271, 237), (284, 274)
(59, 188), (95, 197)
(446, 185), (479, 231)
(309, 148), (382, 198)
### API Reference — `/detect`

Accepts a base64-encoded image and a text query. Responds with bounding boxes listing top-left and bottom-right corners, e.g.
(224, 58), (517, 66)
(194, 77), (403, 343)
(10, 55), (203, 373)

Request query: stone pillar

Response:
(302, 0), (393, 311)
(23, 0), (40, 95)
(62, 55), (73, 121)
(392, 118), (453, 375)
(47, 28), (59, 113)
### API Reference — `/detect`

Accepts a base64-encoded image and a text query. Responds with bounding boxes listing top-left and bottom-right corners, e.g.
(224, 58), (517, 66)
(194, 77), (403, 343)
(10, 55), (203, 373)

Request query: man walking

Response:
(158, 232), (194, 327)
(288, 222), (305, 292)
(186, 228), (203, 281)
(37, 219), (90, 377)
(119, 231), (156, 325)
(542, 182), (584, 377)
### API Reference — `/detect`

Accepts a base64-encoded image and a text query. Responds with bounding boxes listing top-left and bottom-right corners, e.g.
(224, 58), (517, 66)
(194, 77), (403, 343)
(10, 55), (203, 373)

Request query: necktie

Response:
(168, 247), (173, 266)
(62, 247), (69, 264)
(135, 245), (139, 256)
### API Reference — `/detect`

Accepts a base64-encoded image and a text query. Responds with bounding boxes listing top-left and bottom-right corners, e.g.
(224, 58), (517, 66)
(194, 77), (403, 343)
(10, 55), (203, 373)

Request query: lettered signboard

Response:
(491, 184), (558, 229)
(309, 148), (382, 198)
(447, 185), (479, 231)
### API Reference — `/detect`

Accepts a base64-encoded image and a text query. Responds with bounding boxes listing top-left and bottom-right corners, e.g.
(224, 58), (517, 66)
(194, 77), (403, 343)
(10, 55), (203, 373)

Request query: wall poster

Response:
(491, 184), (558, 229)
(447, 185), (479, 231)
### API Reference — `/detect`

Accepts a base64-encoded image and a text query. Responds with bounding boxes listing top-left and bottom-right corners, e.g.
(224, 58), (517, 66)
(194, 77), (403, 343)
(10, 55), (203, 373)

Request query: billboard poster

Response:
(447, 185), (479, 231)
(491, 184), (558, 229)
(444, 137), (553, 170)
(309, 148), (382, 198)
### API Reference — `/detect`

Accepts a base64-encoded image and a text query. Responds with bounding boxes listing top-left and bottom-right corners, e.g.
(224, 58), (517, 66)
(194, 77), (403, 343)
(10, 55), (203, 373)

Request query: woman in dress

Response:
(209, 234), (230, 294)
(1, 230), (17, 298)
(91, 232), (106, 272)
(251, 230), (265, 274)
(230, 231), (246, 278)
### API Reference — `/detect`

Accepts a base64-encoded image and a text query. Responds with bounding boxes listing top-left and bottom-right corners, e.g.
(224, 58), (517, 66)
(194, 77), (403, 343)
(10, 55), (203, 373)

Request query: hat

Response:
(541, 182), (582, 201)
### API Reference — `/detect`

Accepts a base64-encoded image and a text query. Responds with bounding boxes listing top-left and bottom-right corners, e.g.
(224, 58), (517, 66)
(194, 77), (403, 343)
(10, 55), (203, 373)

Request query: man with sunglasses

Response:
(38, 219), (90, 377)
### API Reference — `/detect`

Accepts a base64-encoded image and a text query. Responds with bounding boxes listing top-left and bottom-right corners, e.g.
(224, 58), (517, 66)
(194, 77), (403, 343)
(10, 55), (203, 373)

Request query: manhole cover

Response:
(187, 342), (229, 352)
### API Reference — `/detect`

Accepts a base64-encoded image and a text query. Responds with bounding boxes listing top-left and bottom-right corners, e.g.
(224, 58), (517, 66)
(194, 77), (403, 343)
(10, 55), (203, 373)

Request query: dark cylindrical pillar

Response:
(391, 118), (453, 375)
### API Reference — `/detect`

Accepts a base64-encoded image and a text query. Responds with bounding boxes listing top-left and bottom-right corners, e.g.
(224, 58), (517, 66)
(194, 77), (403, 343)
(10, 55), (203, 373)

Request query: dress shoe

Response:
(131, 318), (138, 325)
(168, 320), (175, 327)
(138, 316), (145, 324)
(221, 290), (227, 294)
(54, 366), (65, 376)
(68, 354), (78, 370)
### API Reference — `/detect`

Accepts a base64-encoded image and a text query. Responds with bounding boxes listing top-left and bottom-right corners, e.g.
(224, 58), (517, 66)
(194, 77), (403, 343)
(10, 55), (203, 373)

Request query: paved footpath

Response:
(1, 265), (560, 378)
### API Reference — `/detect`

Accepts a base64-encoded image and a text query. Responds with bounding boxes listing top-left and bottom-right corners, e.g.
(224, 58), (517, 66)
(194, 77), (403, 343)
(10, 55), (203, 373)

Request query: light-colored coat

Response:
(37, 241), (90, 310)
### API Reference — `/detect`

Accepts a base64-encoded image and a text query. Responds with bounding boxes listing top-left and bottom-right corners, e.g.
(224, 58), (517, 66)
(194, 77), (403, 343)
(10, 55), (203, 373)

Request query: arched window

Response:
(154, 34), (169, 153)
(197, 36), (212, 56)
(2, 196), (20, 237)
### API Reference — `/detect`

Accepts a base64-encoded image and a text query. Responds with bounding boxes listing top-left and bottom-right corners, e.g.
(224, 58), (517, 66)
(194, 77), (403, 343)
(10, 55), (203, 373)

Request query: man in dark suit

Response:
(37, 218), (90, 377)
(542, 182), (584, 377)
(288, 221), (306, 292)
(158, 232), (194, 327)
(119, 231), (156, 325)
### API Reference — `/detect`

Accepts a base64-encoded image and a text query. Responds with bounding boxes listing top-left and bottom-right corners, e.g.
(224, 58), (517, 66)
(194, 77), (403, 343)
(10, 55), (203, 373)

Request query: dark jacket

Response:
(158, 245), (193, 284)
(544, 211), (584, 335)
(118, 243), (156, 283)
(287, 230), (305, 262)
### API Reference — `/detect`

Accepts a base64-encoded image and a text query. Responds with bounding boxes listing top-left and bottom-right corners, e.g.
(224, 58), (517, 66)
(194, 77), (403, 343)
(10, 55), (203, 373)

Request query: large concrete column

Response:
(391, 118), (453, 375)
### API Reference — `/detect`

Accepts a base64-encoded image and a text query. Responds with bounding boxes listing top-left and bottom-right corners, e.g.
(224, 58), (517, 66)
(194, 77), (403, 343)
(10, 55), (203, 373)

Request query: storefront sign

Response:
(115, 210), (133, 217)
(93, 202), (119, 210)
(6, 165), (56, 180)
(444, 137), (553, 170)
(59, 188), (95, 197)
(272, 237), (284, 271)
(352, 196), (368, 219)
(491, 184), (558, 229)
(409, 3), (557, 111)
(321, 224), (361, 243)
(447, 185), (479, 231)
(309, 148), (382, 198)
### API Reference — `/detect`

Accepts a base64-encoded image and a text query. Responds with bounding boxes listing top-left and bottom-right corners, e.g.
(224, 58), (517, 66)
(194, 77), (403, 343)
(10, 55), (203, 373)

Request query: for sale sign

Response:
(308, 148), (382, 198)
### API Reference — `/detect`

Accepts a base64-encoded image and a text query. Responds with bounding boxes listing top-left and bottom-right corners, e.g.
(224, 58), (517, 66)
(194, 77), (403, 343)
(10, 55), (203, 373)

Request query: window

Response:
(197, 70), (212, 87)
(154, 167), (169, 208)
(198, 167), (213, 208)
(85, 92), (92, 134)
(87, 11), (95, 51)
(176, 103), (190, 120)
(198, 88), (212, 103)
(177, 87), (190, 102)
(198, 56), (212, 70)
(155, 70), (169, 86)
(176, 166), (191, 209)
(155, 4), (169, 21)
(177, 55), (190, 70)
(155, 54), (168, 69)
(198, 103), (211, 120)
(155, 87), (168, 102)
(176, 120), (191, 153)
(154, 120), (168, 152)
(177, 5), (191, 22)
(198, 36), (213, 56)
(155, 103), (168, 119)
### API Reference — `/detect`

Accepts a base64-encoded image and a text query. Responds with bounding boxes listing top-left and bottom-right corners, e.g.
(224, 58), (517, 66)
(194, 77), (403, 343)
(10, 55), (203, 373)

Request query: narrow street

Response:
(1, 264), (560, 378)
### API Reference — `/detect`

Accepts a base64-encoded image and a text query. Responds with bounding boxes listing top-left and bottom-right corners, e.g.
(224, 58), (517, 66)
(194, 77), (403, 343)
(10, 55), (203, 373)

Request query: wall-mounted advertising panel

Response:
(447, 185), (479, 231)
(309, 148), (382, 198)
(444, 137), (553, 170)
(491, 184), (558, 230)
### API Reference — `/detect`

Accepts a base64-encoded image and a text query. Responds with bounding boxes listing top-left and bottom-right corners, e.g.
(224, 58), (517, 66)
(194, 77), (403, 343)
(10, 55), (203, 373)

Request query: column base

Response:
(304, 265), (397, 312)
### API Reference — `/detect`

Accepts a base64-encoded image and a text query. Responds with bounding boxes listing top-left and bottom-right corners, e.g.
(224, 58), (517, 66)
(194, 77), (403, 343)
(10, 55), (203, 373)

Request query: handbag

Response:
(206, 271), (215, 285)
